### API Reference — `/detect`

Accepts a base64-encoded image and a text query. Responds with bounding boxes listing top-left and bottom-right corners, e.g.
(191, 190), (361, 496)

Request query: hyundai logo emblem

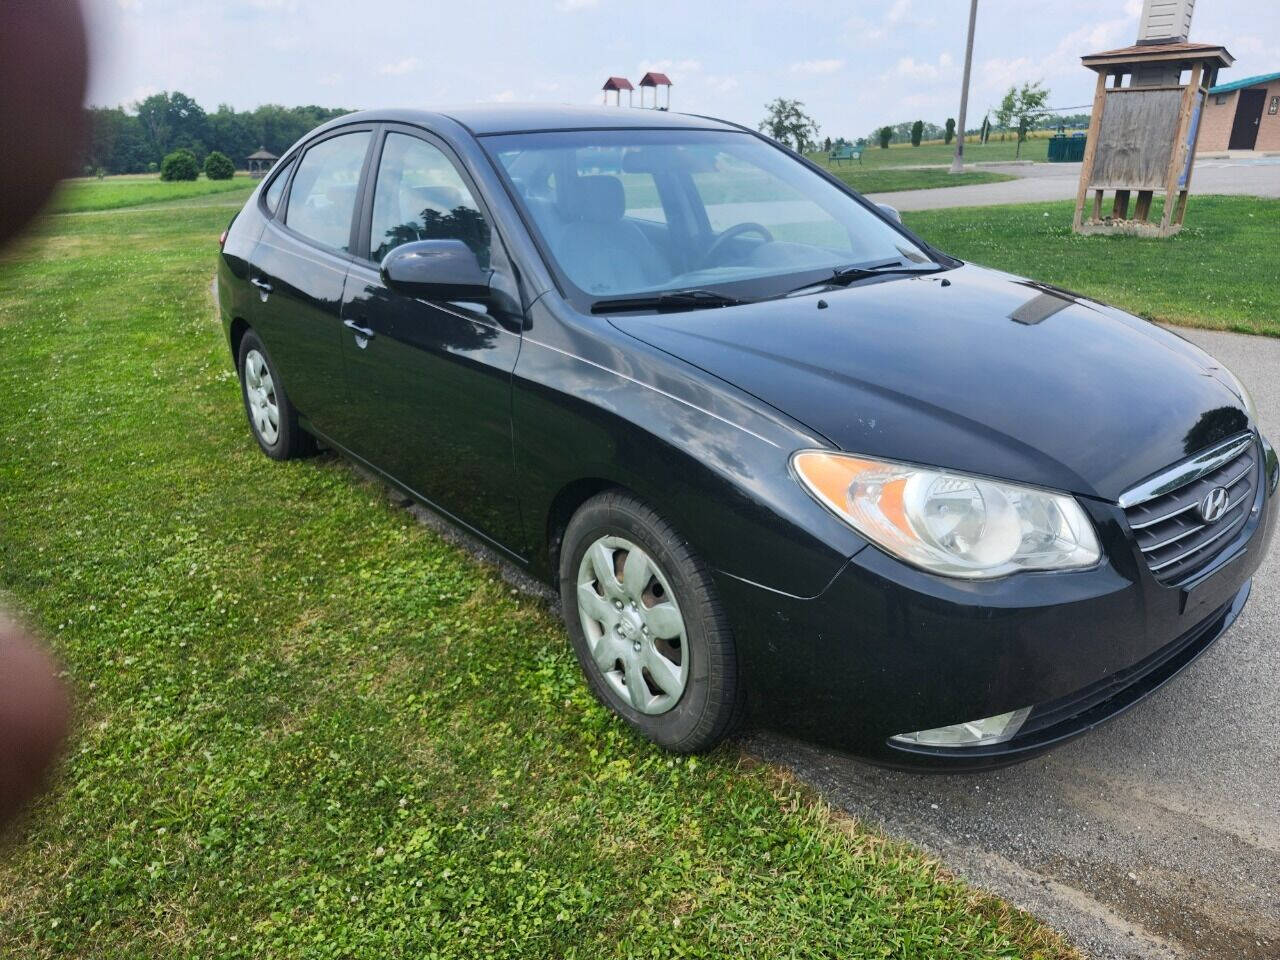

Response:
(1198, 486), (1230, 523)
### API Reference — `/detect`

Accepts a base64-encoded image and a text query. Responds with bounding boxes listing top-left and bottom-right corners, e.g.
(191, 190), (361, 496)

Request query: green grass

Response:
(903, 196), (1280, 334)
(831, 168), (1014, 194)
(810, 137), (1049, 170)
(0, 199), (1078, 958)
(49, 174), (256, 213)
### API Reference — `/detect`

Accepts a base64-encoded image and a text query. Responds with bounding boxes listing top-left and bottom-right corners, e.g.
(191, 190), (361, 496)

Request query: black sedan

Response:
(216, 105), (1277, 768)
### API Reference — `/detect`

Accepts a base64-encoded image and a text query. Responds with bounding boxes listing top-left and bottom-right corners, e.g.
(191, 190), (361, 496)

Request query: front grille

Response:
(1122, 434), (1258, 585)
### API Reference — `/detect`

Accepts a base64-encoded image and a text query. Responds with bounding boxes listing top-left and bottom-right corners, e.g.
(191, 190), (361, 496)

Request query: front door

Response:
(339, 128), (525, 552)
(1228, 89), (1266, 150)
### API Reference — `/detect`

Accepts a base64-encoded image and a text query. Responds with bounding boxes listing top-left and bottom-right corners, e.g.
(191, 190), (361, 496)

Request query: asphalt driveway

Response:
(866, 155), (1280, 210)
(750, 326), (1280, 960)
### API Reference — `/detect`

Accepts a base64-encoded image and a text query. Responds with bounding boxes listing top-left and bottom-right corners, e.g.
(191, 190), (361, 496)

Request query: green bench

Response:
(828, 144), (862, 166)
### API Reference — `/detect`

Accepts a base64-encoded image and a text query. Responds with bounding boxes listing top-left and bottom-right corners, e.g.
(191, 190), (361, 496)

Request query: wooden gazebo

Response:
(246, 147), (278, 177)
(602, 76), (634, 107)
(639, 72), (672, 111)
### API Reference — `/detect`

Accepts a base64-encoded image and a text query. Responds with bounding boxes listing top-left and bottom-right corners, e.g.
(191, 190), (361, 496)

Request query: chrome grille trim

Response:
(1118, 433), (1255, 509)
(1120, 432), (1259, 586)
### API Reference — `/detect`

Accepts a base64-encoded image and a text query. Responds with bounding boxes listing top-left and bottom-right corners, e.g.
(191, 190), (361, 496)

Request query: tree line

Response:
(80, 91), (351, 176)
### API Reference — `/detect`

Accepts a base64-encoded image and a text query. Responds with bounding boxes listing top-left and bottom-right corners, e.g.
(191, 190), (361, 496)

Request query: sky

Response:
(83, 0), (1279, 137)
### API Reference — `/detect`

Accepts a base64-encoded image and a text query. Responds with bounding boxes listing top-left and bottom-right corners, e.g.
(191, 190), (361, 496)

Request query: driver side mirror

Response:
(876, 203), (903, 224)
(380, 239), (492, 302)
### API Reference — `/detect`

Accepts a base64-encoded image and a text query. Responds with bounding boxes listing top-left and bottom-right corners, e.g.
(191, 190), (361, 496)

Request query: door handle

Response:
(250, 277), (272, 300)
(344, 319), (375, 341)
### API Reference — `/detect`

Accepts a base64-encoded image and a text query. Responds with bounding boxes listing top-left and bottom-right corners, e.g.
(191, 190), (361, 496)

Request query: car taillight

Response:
(218, 229), (228, 248)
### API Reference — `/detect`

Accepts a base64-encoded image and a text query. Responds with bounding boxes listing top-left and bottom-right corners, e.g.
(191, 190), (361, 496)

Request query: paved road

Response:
(750, 327), (1280, 960)
(867, 155), (1280, 211)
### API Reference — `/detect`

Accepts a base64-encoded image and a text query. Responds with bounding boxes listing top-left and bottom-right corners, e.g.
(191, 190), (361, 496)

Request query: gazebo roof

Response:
(602, 76), (634, 91)
(639, 72), (672, 87)
(246, 147), (278, 161)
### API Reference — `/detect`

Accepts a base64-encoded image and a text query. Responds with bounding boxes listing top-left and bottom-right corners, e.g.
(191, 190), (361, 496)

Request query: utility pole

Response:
(950, 0), (978, 174)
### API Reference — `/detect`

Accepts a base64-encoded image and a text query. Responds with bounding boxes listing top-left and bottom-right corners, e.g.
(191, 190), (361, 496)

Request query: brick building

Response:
(1197, 72), (1280, 153)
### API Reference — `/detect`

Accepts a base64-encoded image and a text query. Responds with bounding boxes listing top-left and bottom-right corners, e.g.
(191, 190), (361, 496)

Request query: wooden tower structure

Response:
(1073, 0), (1232, 237)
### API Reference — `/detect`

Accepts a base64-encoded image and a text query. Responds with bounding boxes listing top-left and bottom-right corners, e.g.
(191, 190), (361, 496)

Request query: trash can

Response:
(1049, 134), (1086, 162)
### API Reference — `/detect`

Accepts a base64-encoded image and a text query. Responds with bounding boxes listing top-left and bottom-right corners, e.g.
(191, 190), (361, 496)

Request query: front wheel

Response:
(559, 491), (744, 752)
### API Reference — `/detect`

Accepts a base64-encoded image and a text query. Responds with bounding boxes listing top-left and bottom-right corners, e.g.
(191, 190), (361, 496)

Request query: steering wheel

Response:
(699, 221), (774, 268)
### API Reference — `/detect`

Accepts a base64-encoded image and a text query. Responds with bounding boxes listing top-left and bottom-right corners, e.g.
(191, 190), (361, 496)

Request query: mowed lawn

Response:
(50, 174), (256, 213)
(809, 136), (1050, 170)
(0, 199), (1077, 957)
(834, 167), (1013, 194)
(903, 196), (1280, 335)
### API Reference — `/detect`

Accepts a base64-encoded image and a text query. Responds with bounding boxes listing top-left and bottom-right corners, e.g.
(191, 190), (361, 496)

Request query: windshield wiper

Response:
(783, 259), (946, 297)
(591, 289), (749, 314)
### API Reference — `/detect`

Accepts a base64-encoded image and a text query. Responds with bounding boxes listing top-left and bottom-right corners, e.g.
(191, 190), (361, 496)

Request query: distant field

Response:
(51, 174), (256, 213)
(832, 168), (1014, 194)
(904, 195), (1279, 335)
(809, 138), (1050, 169)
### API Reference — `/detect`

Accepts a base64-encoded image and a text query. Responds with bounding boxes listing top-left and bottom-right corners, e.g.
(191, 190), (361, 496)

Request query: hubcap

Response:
(243, 349), (280, 445)
(576, 535), (688, 715)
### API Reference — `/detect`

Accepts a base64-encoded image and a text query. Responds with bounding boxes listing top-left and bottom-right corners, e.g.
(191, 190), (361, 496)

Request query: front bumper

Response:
(720, 434), (1278, 769)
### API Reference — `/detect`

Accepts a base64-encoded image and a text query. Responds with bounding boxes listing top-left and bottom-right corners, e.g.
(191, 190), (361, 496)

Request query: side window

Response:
(261, 157), (295, 216)
(368, 132), (491, 267)
(284, 131), (371, 252)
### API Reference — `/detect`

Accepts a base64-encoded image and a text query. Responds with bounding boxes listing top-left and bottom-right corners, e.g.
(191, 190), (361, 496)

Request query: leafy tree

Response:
(758, 98), (821, 153)
(980, 113), (990, 144)
(878, 126), (894, 149)
(944, 118), (955, 145)
(822, 136), (832, 153)
(137, 91), (209, 162)
(160, 148), (199, 181)
(910, 120), (924, 147)
(995, 81), (1052, 159)
(203, 151), (235, 180)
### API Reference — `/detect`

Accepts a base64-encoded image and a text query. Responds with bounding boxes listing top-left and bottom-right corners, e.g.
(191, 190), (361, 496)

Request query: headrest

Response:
(562, 175), (625, 223)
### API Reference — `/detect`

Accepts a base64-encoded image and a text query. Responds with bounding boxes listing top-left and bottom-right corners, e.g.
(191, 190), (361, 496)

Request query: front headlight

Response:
(792, 451), (1101, 579)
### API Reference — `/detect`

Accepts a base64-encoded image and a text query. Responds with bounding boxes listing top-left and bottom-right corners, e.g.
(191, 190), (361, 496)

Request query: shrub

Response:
(160, 149), (199, 182)
(944, 118), (955, 145)
(910, 120), (924, 147)
(878, 126), (893, 149)
(147, 161), (159, 174)
(203, 151), (235, 181)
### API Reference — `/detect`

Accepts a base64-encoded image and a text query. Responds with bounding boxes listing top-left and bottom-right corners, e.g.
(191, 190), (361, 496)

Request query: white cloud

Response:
(555, 0), (598, 10)
(487, 89), (517, 102)
(706, 74), (739, 93)
(378, 57), (421, 76)
(791, 58), (844, 75)
(895, 56), (939, 81)
(317, 72), (342, 87)
(637, 58), (702, 76)
(116, 0), (141, 10)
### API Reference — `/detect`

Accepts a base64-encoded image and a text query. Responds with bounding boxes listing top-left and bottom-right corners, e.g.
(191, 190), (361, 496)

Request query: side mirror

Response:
(876, 203), (902, 224)
(380, 239), (491, 302)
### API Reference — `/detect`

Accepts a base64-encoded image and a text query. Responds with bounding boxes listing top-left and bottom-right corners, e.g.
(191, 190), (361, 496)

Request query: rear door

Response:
(248, 125), (374, 441)
(338, 126), (525, 551)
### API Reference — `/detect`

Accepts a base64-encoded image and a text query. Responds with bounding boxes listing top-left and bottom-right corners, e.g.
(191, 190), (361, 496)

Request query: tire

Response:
(236, 329), (313, 461)
(559, 491), (745, 752)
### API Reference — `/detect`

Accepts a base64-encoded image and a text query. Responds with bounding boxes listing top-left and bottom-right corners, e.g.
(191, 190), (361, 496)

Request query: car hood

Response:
(610, 264), (1249, 501)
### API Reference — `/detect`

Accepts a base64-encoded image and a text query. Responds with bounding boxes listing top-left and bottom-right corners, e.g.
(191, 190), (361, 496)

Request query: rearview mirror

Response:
(876, 203), (902, 224)
(380, 240), (491, 302)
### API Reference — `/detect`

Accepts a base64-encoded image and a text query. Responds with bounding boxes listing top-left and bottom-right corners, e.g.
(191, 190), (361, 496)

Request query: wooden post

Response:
(1159, 61), (1202, 235)
(1073, 70), (1109, 231)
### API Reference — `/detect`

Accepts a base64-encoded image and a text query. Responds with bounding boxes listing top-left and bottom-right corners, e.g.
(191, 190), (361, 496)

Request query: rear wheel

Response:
(237, 329), (312, 460)
(559, 491), (744, 752)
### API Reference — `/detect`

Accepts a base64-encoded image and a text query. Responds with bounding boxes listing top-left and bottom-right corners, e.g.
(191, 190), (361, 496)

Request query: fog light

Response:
(890, 707), (1032, 748)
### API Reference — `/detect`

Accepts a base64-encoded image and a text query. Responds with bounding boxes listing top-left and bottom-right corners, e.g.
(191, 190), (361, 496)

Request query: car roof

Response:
(322, 104), (743, 137)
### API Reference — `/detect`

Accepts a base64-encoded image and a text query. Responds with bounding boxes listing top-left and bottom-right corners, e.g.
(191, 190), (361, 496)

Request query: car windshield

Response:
(483, 128), (937, 310)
